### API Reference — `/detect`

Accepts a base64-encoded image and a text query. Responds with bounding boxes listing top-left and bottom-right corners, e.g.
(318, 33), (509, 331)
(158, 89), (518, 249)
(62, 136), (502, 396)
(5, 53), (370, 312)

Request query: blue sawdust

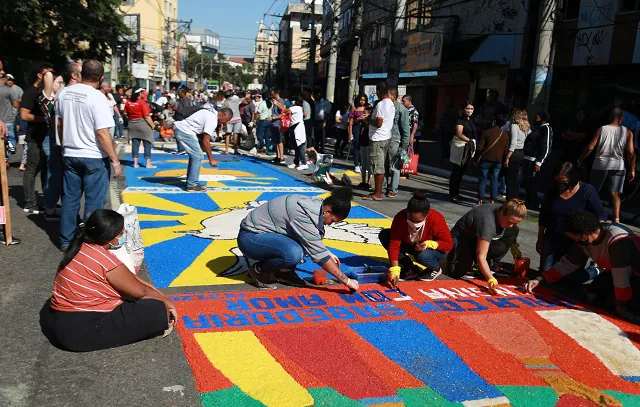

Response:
(144, 234), (212, 287)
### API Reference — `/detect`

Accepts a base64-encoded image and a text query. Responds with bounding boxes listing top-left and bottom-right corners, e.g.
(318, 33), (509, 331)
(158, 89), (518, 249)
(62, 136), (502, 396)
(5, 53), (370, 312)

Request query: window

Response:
(301, 38), (310, 48)
(258, 44), (262, 51)
(563, 0), (581, 19)
(407, 0), (432, 31)
(620, 0), (640, 12)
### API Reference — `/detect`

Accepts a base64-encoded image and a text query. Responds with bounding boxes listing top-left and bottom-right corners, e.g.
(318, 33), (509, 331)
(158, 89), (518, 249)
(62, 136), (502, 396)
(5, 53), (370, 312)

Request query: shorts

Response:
(591, 169), (626, 193)
(226, 122), (242, 134)
(370, 139), (391, 175)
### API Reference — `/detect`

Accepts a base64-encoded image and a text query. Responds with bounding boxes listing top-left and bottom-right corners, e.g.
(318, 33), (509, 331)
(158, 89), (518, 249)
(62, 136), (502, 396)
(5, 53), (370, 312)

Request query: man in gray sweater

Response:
(383, 89), (411, 198)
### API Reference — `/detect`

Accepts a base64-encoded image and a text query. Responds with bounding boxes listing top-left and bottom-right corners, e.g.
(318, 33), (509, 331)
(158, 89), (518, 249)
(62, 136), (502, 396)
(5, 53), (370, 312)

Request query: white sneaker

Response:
(296, 164), (309, 170)
(287, 163), (296, 169)
(355, 166), (361, 173)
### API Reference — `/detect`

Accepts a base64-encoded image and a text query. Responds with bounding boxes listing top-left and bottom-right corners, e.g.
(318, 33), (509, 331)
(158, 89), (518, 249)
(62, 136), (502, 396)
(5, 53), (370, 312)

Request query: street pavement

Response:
(2, 140), (639, 407)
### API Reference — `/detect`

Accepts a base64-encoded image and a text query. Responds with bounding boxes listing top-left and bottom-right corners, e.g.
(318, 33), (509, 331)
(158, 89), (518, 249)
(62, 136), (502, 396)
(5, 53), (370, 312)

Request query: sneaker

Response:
(248, 264), (277, 289)
(186, 184), (207, 192)
(23, 206), (43, 215)
(45, 208), (61, 222)
(0, 232), (21, 245)
(461, 265), (484, 280)
(296, 164), (309, 170)
(273, 268), (307, 287)
(271, 157), (281, 164)
(177, 150), (187, 155)
(354, 166), (361, 173)
(357, 182), (370, 190)
(7, 140), (16, 154)
(279, 159), (288, 166)
(419, 268), (442, 282)
(287, 163), (296, 169)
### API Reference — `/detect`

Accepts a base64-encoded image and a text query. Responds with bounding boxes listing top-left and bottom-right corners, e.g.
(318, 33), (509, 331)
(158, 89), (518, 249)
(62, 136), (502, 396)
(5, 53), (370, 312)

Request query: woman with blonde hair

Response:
(504, 109), (531, 200)
(446, 199), (527, 293)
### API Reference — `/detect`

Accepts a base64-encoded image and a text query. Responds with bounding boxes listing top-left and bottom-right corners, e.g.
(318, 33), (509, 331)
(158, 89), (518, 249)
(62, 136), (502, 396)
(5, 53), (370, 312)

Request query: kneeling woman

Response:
(44, 210), (176, 352)
(238, 187), (359, 292)
(379, 191), (453, 286)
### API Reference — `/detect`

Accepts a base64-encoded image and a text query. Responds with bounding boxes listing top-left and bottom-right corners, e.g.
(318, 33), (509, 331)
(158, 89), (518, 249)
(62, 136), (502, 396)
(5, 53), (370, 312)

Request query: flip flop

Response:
(362, 194), (383, 201)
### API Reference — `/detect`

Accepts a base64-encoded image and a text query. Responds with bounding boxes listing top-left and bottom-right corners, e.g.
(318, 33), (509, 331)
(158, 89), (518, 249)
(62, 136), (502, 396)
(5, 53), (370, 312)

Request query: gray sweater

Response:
(240, 195), (331, 265)
(508, 123), (530, 152)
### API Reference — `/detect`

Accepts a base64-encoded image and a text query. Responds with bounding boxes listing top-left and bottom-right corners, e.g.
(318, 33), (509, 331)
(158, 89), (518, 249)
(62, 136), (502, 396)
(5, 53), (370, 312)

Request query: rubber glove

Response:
(388, 266), (401, 288)
(422, 240), (438, 250)
(487, 277), (499, 295)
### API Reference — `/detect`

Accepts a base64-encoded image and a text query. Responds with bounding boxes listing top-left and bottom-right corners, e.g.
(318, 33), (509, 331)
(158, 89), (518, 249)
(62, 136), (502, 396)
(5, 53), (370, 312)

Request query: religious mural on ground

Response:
(172, 281), (640, 407)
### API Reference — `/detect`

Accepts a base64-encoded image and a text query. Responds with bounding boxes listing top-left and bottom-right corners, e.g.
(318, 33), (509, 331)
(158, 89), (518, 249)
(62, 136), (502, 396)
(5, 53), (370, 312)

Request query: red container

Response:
(313, 269), (327, 285)
(513, 257), (531, 278)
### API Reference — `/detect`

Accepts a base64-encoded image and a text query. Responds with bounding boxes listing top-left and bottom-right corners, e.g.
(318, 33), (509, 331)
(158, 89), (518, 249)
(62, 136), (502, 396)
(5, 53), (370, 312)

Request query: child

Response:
(358, 105), (373, 190)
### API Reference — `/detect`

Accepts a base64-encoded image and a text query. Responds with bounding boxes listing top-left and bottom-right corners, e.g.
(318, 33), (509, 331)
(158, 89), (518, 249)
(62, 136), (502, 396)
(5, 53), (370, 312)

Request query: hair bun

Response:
(413, 190), (428, 200)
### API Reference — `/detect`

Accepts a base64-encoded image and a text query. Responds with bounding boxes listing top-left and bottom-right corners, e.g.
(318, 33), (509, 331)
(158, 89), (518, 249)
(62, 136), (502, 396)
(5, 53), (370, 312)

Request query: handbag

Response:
(473, 131), (504, 165)
(401, 144), (420, 175)
(113, 203), (145, 274)
(279, 111), (291, 134)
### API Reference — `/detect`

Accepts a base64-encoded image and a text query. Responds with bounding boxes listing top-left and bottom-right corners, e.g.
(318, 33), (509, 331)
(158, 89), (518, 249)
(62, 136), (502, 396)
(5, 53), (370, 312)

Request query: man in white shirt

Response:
(173, 107), (233, 192)
(363, 81), (395, 201)
(56, 60), (121, 250)
(100, 81), (122, 139)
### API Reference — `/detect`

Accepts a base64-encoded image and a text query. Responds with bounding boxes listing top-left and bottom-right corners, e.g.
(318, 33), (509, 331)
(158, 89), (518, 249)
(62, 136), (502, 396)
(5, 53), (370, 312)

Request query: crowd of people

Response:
(0, 58), (639, 353)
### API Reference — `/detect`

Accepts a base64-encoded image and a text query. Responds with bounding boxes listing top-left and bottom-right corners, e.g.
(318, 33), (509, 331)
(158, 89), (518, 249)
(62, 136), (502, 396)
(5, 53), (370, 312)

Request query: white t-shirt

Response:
(335, 110), (348, 129)
(174, 109), (218, 137)
(105, 93), (116, 119)
(290, 105), (306, 146)
(57, 84), (115, 159)
(369, 98), (395, 142)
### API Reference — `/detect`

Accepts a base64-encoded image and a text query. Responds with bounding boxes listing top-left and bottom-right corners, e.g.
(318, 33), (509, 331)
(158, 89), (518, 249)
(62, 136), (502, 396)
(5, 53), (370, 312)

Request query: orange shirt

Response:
(51, 243), (124, 312)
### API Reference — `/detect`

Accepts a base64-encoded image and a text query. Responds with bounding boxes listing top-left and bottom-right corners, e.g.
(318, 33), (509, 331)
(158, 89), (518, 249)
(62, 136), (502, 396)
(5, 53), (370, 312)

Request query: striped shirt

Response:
(240, 195), (331, 265)
(50, 243), (124, 312)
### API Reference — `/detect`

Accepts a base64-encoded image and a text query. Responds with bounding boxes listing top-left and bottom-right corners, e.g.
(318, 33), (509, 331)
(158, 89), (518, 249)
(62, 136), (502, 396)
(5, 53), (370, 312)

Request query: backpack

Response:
(174, 104), (204, 121)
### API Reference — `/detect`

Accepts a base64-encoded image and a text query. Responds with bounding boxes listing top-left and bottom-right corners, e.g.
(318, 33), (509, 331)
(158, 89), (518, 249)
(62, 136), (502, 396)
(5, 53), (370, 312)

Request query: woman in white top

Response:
(334, 102), (350, 157)
(504, 109), (531, 200)
(285, 95), (309, 170)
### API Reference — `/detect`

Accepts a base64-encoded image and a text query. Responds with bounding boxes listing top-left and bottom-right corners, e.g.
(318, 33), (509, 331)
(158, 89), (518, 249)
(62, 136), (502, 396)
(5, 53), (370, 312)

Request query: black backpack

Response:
(174, 104), (204, 121)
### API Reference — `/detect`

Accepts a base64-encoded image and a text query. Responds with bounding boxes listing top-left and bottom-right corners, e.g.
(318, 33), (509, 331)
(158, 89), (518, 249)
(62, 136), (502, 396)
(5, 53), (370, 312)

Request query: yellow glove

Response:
(423, 240), (439, 250)
(487, 277), (499, 295)
(388, 266), (401, 288)
(510, 243), (522, 260)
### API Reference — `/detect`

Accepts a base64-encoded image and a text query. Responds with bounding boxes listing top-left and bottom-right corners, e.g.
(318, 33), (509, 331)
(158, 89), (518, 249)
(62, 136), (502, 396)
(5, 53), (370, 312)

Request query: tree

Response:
(0, 0), (130, 68)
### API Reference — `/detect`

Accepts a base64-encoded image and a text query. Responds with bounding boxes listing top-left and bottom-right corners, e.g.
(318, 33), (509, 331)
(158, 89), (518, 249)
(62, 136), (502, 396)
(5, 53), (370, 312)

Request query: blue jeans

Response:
(478, 161), (502, 201)
(256, 120), (271, 149)
(131, 138), (152, 159)
(43, 132), (63, 210)
(5, 122), (16, 148)
(237, 230), (304, 273)
(351, 124), (361, 167)
(173, 128), (203, 188)
(114, 113), (124, 138)
(379, 228), (446, 270)
(60, 157), (110, 247)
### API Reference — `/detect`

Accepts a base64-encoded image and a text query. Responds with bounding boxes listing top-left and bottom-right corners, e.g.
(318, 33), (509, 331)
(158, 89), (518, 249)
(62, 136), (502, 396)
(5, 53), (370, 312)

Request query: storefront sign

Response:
(572, 0), (616, 66)
(131, 63), (149, 79)
(404, 30), (442, 72)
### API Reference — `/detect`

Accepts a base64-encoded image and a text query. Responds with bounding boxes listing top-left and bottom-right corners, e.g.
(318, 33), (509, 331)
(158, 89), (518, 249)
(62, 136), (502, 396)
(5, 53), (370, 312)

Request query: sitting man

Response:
(379, 190), (452, 286)
(526, 211), (640, 321)
(173, 107), (232, 191)
(447, 199), (527, 294)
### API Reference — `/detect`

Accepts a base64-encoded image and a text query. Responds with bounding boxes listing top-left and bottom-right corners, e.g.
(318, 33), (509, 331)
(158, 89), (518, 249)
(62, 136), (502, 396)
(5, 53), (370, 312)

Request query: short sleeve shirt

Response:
(124, 99), (151, 120)
(0, 84), (17, 122)
(173, 108), (218, 137)
(20, 85), (49, 143)
(50, 243), (124, 312)
(369, 98), (395, 142)
(451, 203), (504, 242)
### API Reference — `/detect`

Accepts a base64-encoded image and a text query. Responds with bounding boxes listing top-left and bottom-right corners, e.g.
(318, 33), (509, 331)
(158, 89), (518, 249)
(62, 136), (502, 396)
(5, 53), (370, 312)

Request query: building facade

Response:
(253, 20), (279, 85)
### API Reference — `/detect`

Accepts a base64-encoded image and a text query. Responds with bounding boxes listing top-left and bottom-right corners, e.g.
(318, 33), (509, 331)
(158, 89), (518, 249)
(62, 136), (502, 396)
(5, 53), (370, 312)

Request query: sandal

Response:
(362, 194), (383, 201)
(386, 192), (398, 198)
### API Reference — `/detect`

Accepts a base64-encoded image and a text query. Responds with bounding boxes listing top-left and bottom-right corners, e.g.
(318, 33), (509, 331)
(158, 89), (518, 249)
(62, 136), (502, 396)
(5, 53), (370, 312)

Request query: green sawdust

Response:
(307, 388), (363, 406)
(497, 386), (558, 407)
(603, 390), (640, 406)
(200, 386), (264, 407)
(397, 386), (462, 407)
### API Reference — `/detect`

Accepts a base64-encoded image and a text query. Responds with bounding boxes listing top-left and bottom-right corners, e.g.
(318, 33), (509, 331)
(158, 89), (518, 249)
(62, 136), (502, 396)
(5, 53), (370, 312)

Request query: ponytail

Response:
(407, 190), (430, 214)
(323, 187), (353, 219)
(58, 209), (125, 271)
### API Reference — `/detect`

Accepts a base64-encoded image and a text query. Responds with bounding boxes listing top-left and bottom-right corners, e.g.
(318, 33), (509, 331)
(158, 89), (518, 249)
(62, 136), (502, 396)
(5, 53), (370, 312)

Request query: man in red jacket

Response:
(379, 191), (453, 286)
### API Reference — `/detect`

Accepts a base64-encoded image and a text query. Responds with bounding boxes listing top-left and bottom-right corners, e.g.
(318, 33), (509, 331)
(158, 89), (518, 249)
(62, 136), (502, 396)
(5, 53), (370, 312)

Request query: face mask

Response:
(577, 238), (590, 246)
(407, 219), (426, 230)
(109, 233), (127, 250)
(465, 109), (474, 116)
(558, 181), (571, 192)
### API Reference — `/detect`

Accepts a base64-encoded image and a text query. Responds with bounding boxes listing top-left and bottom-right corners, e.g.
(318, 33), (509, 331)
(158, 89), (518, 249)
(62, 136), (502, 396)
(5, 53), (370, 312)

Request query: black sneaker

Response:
(45, 209), (61, 222)
(186, 184), (207, 192)
(271, 157), (281, 164)
(248, 264), (277, 289)
(273, 268), (307, 287)
(398, 256), (420, 281)
(419, 268), (442, 282)
(23, 206), (43, 215)
(0, 232), (20, 245)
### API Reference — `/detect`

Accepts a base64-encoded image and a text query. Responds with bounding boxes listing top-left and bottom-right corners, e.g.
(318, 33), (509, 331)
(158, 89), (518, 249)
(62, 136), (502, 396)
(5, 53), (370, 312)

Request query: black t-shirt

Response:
(451, 203), (504, 242)
(20, 85), (48, 143)
(457, 118), (478, 141)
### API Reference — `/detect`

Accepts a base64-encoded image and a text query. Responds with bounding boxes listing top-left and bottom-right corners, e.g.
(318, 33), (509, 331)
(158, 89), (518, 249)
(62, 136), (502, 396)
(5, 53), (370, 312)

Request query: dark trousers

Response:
(314, 121), (325, 153)
(304, 120), (313, 147)
(379, 228), (446, 271)
(523, 160), (539, 209)
(334, 128), (349, 156)
(44, 299), (168, 352)
(449, 161), (470, 198)
(446, 226), (519, 278)
(294, 142), (307, 166)
(23, 140), (47, 208)
(506, 149), (524, 200)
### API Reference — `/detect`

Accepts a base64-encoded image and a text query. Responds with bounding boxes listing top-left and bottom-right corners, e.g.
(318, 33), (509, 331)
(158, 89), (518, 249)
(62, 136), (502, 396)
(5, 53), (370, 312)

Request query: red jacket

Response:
(388, 209), (453, 262)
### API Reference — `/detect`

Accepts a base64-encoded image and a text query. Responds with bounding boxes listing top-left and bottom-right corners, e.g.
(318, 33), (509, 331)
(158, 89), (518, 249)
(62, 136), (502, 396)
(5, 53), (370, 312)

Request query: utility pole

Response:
(528, 0), (558, 114)
(347, 0), (364, 103)
(164, 17), (172, 91)
(387, 0), (407, 88)
(111, 40), (119, 87)
(308, 0), (317, 88)
(325, 0), (341, 103)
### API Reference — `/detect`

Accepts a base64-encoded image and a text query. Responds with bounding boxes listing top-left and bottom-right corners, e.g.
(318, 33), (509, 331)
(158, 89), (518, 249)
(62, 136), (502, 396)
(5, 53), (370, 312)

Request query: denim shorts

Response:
(591, 169), (626, 193)
(226, 122), (242, 134)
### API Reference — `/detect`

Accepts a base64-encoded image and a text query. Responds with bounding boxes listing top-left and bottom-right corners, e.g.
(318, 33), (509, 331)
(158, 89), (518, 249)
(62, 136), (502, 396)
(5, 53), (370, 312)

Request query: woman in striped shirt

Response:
(43, 209), (176, 352)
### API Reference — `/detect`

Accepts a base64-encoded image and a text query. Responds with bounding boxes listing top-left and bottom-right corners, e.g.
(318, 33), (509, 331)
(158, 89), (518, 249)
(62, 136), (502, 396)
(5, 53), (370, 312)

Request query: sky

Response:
(178, 0), (291, 58)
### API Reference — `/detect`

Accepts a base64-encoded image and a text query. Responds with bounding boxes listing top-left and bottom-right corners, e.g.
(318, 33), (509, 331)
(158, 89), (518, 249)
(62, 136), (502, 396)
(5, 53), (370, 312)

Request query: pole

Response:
(527, 0), (558, 114)
(165, 17), (172, 91)
(387, 0), (407, 88)
(308, 0), (317, 87)
(347, 0), (364, 104)
(0, 139), (12, 245)
(111, 40), (119, 87)
(325, 0), (341, 103)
